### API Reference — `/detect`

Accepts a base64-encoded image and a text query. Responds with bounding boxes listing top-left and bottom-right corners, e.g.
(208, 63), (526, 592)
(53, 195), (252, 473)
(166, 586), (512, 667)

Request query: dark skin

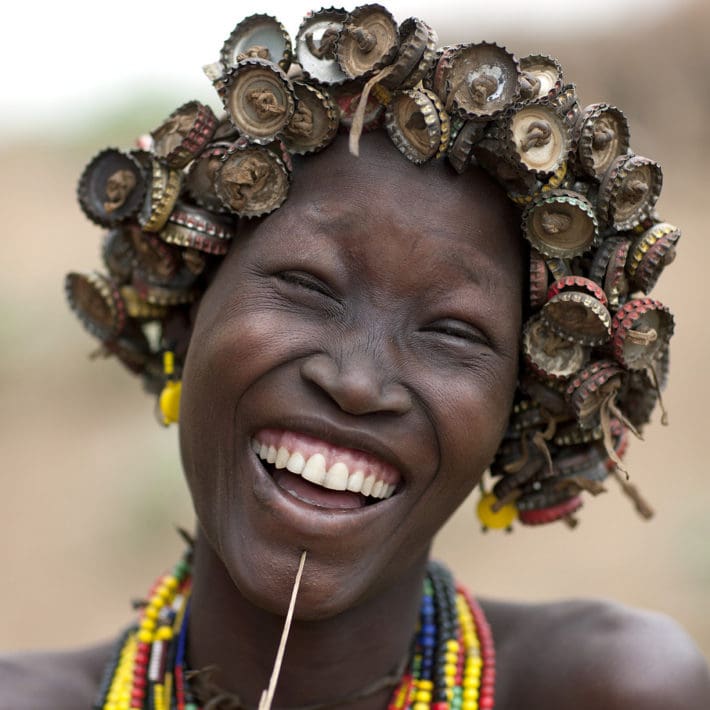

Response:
(2, 134), (709, 709)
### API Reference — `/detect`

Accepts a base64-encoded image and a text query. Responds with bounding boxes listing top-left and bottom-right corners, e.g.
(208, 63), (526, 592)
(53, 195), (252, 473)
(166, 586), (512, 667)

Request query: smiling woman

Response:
(3, 4), (710, 710)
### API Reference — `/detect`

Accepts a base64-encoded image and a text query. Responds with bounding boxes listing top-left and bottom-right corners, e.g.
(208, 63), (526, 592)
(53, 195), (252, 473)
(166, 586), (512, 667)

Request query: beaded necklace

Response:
(94, 550), (495, 710)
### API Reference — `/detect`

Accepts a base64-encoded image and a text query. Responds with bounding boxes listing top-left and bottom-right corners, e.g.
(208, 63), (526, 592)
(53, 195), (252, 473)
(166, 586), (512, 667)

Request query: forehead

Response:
(244, 133), (524, 287)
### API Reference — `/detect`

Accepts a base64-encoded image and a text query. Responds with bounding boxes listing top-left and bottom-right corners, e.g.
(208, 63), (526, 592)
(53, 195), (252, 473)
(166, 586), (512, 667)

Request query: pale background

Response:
(2, 0), (709, 660)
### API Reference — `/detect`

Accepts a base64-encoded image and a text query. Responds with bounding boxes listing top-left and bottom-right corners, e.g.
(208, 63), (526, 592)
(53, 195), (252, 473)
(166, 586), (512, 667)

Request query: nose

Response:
(300, 345), (413, 417)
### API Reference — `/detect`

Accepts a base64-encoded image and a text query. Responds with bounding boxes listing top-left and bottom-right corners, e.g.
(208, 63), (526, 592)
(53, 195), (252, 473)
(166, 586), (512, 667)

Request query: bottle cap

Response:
(519, 371), (572, 418)
(502, 99), (571, 178)
(214, 143), (290, 217)
(573, 103), (630, 180)
(523, 314), (589, 381)
(151, 101), (218, 169)
(130, 229), (181, 286)
(611, 298), (674, 370)
(221, 59), (295, 144)
(546, 275), (608, 307)
(566, 359), (626, 429)
(617, 347), (669, 429)
(391, 18), (437, 89)
(553, 445), (607, 481)
(598, 154), (663, 231)
(78, 149), (147, 227)
(282, 81), (339, 155)
(159, 202), (237, 255)
(131, 274), (196, 306)
(102, 225), (139, 284)
(549, 82), (580, 128)
(446, 119), (485, 174)
(518, 495), (583, 525)
(336, 4), (399, 80)
(384, 87), (449, 164)
(118, 285), (169, 320)
(541, 291), (611, 346)
(65, 271), (126, 341)
(446, 42), (520, 121)
(379, 17), (430, 89)
(295, 8), (349, 85)
(221, 14), (292, 71)
(528, 248), (549, 310)
(139, 159), (183, 233)
(626, 222), (681, 294)
(184, 141), (234, 214)
(472, 138), (538, 196)
(522, 189), (599, 259)
(518, 54), (564, 100)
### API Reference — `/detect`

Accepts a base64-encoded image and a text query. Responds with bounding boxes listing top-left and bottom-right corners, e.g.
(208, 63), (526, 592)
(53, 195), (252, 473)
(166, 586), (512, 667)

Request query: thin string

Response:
(645, 362), (669, 426)
(258, 550), (308, 710)
(348, 65), (397, 157)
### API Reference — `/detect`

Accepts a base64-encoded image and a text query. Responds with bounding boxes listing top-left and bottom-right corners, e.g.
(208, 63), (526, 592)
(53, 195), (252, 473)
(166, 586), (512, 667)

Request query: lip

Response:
(243, 417), (412, 537)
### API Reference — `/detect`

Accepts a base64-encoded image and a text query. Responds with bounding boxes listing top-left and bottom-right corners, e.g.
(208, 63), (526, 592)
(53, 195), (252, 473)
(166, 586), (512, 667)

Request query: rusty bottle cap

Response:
(102, 225), (139, 284)
(523, 314), (590, 381)
(131, 273), (196, 306)
(617, 347), (669, 429)
(598, 154), (663, 231)
(553, 421), (604, 447)
(518, 495), (583, 526)
(379, 17), (430, 89)
(130, 228), (181, 286)
(99, 328), (153, 376)
(546, 275), (608, 307)
(336, 4), (399, 80)
(626, 222), (681, 294)
(159, 202), (236, 255)
(221, 59), (295, 144)
(611, 298), (674, 370)
(446, 120), (485, 174)
(295, 8), (349, 85)
(221, 14), (292, 71)
(519, 372), (572, 418)
(282, 82), (339, 155)
(588, 236), (631, 308)
(184, 141), (234, 214)
(151, 101), (218, 169)
(65, 271), (127, 341)
(550, 82), (581, 128)
(78, 149), (147, 227)
(214, 143), (290, 217)
(118, 285), (169, 320)
(446, 42), (521, 121)
(528, 248), (550, 310)
(519, 54), (564, 100)
(139, 159), (183, 233)
(573, 103), (630, 180)
(397, 19), (437, 89)
(502, 99), (571, 178)
(522, 189), (599, 259)
(553, 445), (607, 482)
(385, 87), (449, 164)
(566, 359), (626, 429)
(542, 290), (612, 346)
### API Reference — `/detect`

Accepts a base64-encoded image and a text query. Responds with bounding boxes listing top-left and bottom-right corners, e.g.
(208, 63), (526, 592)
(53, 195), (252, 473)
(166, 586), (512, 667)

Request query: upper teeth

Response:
(252, 439), (396, 500)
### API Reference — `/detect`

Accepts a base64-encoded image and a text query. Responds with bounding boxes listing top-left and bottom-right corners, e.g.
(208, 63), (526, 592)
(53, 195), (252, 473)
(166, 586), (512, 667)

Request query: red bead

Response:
(432, 703), (449, 710)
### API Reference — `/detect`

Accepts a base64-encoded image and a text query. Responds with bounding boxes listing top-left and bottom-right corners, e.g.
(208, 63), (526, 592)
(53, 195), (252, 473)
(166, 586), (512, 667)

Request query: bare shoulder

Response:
(0, 640), (114, 710)
(483, 597), (710, 710)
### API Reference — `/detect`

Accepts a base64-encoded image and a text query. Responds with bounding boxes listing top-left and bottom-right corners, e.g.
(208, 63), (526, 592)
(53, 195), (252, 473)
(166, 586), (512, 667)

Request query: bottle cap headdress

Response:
(66, 4), (679, 529)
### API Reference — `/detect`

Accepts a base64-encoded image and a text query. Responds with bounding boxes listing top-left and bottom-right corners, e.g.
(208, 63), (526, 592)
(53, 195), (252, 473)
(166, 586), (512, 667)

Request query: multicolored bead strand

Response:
(97, 553), (495, 710)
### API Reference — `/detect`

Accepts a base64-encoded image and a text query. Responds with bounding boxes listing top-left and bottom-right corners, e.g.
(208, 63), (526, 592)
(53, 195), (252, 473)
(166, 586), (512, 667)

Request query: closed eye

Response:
(422, 319), (490, 347)
(275, 270), (339, 301)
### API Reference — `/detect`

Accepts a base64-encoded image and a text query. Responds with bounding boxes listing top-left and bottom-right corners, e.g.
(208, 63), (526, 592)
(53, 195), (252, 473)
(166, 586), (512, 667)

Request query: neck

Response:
(187, 530), (429, 710)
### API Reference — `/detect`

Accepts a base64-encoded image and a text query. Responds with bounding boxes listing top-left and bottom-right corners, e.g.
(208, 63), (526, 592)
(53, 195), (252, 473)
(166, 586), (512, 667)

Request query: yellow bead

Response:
(418, 680), (434, 691)
(138, 629), (153, 643)
(462, 701), (478, 710)
(476, 492), (517, 530)
(444, 676), (455, 688)
(156, 626), (173, 641)
(164, 576), (179, 591)
(415, 690), (432, 703)
(464, 688), (479, 701)
(144, 606), (159, 620)
(446, 640), (459, 652)
(159, 380), (181, 425)
(139, 618), (156, 632)
(445, 651), (458, 664)
(413, 703), (429, 710)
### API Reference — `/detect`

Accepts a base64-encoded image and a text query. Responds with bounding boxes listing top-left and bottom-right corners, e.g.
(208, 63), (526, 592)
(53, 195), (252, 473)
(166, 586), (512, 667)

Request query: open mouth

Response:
(251, 429), (400, 510)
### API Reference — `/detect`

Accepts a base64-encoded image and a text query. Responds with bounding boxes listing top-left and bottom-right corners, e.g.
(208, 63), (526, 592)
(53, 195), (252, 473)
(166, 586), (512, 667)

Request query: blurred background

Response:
(2, 0), (709, 661)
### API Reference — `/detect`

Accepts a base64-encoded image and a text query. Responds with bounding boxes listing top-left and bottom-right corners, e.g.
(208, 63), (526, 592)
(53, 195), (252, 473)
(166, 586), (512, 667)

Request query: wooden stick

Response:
(258, 550), (308, 710)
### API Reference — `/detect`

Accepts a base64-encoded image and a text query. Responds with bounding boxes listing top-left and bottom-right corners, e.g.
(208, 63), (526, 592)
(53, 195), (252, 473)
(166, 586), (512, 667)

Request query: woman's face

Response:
(179, 133), (524, 618)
